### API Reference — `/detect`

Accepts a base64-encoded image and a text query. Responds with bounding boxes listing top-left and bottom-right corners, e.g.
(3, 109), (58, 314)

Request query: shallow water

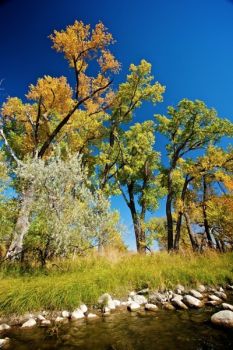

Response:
(2, 306), (233, 350)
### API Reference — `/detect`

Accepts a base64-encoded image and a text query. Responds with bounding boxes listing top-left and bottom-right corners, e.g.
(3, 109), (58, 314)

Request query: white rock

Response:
(189, 289), (203, 299)
(21, 318), (37, 328)
(162, 302), (175, 310)
(209, 294), (222, 302)
(211, 310), (233, 328)
(206, 300), (220, 306)
(218, 286), (224, 292)
(214, 291), (227, 300)
(132, 294), (147, 305)
(226, 284), (233, 290)
(129, 291), (136, 297)
(127, 302), (140, 311)
(61, 310), (70, 318)
(121, 302), (127, 306)
(98, 293), (112, 305)
(107, 300), (116, 310)
(79, 304), (88, 313)
(55, 317), (65, 323)
(171, 297), (188, 310)
(37, 314), (45, 321)
(103, 306), (110, 313)
(41, 319), (51, 326)
(222, 303), (233, 312)
(71, 309), (85, 320)
(87, 313), (98, 319)
(0, 338), (9, 348)
(183, 295), (203, 308)
(0, 324), (10, 331)
(172, 294), (183, 301)
(113, 299), (121, 307)
(197, 284), (206, 293)
(175, 284), (185, 293)
(145, 303), (158, 312)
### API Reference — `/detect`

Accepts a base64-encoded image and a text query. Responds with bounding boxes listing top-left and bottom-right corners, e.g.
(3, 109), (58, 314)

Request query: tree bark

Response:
(6, 184), (34, 259)
(202, 175), (213, 247)
(184, 212), (199, 252)
(166, 171), (174, 251)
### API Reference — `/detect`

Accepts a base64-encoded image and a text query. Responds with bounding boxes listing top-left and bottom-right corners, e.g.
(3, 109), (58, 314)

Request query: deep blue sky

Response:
(1, 0), (233, 249)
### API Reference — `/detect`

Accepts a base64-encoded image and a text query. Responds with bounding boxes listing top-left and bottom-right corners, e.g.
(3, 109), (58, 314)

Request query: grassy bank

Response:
(0, 251), (232, 316)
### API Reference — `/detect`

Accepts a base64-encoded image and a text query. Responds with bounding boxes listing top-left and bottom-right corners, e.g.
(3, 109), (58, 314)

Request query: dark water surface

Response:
(2, 307), (233, 350)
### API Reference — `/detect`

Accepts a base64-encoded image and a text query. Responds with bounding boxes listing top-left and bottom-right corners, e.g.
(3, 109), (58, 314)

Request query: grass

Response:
(0, 250), (232, 316)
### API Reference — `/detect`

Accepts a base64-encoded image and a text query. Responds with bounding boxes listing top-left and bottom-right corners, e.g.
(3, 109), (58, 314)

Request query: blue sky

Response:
(1, 0), (233, 249)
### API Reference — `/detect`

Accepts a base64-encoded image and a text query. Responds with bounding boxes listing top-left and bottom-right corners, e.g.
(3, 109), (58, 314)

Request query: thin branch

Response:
(0, 128), (22, 165)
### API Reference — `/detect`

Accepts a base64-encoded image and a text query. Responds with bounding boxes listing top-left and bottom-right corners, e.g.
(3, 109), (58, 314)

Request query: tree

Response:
(156, 99), (233, 251)
(0, 20), (119, 258)
(99, 60), (165, 253)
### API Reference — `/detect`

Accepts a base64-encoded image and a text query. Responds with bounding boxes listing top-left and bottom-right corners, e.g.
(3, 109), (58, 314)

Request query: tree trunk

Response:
(166, 171), (174, 251)
(174, 176), (190, 251)
(184, 212), (199, 252)
(6, 184), (34, 259)
(202, 175), (213, 248)
(128, 183), (146, 254)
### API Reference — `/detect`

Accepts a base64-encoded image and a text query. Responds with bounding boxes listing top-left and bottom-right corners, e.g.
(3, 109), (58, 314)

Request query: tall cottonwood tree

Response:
(0, 20), (120, 258)
(156, 99), (233, 251)
(99, 60), (165, 253)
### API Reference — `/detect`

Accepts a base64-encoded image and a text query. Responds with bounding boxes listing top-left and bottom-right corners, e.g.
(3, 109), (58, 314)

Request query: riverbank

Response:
(0, 251), (232, 317)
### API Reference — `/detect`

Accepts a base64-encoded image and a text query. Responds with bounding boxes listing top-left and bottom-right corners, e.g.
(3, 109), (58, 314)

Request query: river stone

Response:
(172, 294), (183, 301)
(132, 294), (147, 305)
(21, 318), (37, 328)
(149, 292), (167, 304)
(41, 319), (51, 326)
(129, 291), (136, 297)
(226, 284), (233, 290)
(71, 309), (85, 320)
(37, 314), (45, 321)
(113, 299), (121, 307)
(222, 303), (233, 311)
(87, 313), (98, 319)
(214, 291), (227, 300)
(137, 288), (149, 295)
(162, 302), (175, 310)
(189, 289), (203, 299)
(0, 338), (9, 348)
(206, 300), (221, 306)
(218, 286), (224, 292)
(183, 295), (203, 308)
(98, 293), (112, 305)
(79, 304), (88, 313)
(171, 297), (188, 310)
(127, 302), (140, 311)
(145, 303), (158, 312)
(55, 317), (65, 323)
(61, 310), (70, 318)
(103, 306), (111, 313)
(209, 294), (222, 302)
(197, 284), (206, 293)
(0, 324), (10, 331)
(211, 310), (233, 328)
(175, 284), (185, 294)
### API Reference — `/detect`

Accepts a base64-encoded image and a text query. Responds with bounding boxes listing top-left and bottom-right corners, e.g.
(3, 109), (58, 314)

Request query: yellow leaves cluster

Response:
(27, 76), (74, 115)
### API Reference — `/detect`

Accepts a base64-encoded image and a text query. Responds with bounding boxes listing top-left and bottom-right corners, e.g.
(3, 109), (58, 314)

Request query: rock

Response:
(218, 286), (224, 292)
(113, 299), (121, 307)
(226, 284), (233, 290)
(55, 317), (65, 323)
(127, 302), (140, 311)
(61, 310), (70, 318)
(132, 294), (147, 305)
(79, 304), (88, 313)
(103, 306), (111, 313)
(137, 288), (149, 295)
(145, 303), (158, 312)
(98, 293), (112, 305)
(171, 297), (188, 310)
(107, 300), (116, 310)
(222, 303), (233, 311)
(87, 313), (98, 319)
(41, 319), (51, 326)
(37, 314), (45, 321)
(206, 300), (221, 306)
(149, 292), (167, 304)
(197, 284), (206, 293)
(214, 291), (227, 300)
(21, 318), (37, 328)
(162, 302), (175, 311)
(0, 338), (9, 348)
(209, 294), (222, 302)
(0, 324), (10, 331)
(121, 302), (127, 306)
(183, 295), (203, 308)
(189, 289), (203, 299)
(172, 294), (183, 301)
(128, 291), (136, 297)
(71, 309), (85, 320)
(175, 284), (185, 294)
(211, 310), (233, 328)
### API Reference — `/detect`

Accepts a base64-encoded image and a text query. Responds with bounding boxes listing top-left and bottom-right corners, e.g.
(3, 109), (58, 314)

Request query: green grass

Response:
(0, 251), (232, 316)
